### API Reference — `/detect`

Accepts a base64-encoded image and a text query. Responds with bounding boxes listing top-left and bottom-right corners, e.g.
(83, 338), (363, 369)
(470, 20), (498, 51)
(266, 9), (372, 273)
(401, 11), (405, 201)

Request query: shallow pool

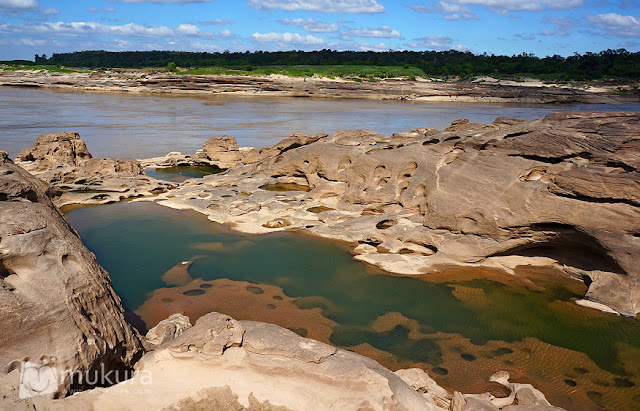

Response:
(65, 201), (640, 410)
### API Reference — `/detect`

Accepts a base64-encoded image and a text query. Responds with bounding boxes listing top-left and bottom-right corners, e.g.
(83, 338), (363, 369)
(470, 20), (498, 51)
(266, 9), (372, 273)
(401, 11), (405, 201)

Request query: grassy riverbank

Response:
(179, 65), (425, 81)
(0, 63), (88, 73)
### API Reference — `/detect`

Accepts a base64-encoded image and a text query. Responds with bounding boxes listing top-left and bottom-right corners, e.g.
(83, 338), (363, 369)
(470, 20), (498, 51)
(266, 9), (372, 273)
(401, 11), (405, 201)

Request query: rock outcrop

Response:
(16, 132), (172, 206)
(22, 312), (559, 410)
(0, 153), (143, 397)
(153, 111), (640, 316)
(0, 70), (619, 104)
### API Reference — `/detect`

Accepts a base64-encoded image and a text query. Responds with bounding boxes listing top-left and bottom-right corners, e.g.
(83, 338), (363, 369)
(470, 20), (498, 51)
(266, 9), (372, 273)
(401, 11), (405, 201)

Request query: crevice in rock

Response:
(605, 161), (635, 173)
(507, 151), (592, 165)
(550, 191), (638, 207)
(491, 226), (626, 274)
(422, 138), (440, 146)
(278, 143), (303, 155)
(0, 258), (15, 279)
(503, 131), (530, 139)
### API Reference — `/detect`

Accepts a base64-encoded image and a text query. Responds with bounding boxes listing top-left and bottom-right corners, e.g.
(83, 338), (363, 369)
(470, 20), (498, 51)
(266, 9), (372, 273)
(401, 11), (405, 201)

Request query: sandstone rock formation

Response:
(141, 132), (328, 171)
(153, 111), (640, 316)
(199, 135), (243, 168)
(16, 132), (172, 206)
(0, 69), (619, 104)
(21, 312), (558, 410)
(0, 153), (143, 397)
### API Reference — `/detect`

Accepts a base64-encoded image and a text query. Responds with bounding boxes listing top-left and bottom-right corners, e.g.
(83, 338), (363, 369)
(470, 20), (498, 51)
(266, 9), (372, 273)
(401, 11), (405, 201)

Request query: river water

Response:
(4, 86), (640, 410)
(2, 86), (639, 159)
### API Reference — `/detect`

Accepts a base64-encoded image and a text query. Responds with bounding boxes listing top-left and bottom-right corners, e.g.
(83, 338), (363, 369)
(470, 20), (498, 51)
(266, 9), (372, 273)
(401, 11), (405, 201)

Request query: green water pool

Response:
(144, 165), (222, 183)
(65, 201), (640, 410)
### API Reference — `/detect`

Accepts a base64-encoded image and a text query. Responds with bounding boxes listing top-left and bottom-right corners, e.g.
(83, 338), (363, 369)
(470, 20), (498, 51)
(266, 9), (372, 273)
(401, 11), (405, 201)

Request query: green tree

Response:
(167, 61), (176, 72)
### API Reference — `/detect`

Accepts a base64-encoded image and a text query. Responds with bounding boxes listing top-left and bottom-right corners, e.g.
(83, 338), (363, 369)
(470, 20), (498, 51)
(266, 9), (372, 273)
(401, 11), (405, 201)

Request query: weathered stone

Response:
(154, 111), (640, 316)
(241, 320), (337, 364)
(43, 312), (443, 410)
(15, 132), (172, 206)
(144, 314), (192, 350)
(17, 131), (91, 167)
(202, 135), (243, 168)
(0, 155), (143, 397)
(0, 70), (619, 104)
(167, 312), (244, 355)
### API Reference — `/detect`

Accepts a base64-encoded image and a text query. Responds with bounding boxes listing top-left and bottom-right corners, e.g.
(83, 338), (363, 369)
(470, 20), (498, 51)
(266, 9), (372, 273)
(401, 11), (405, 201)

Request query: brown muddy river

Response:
(2, 86), (639, 158)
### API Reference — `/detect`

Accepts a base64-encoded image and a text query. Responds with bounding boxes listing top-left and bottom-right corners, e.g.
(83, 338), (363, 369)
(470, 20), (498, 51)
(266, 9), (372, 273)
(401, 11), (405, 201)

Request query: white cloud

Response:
(281, 18), (339, 33)
(248, 0), (384, 13)
(539, 16), (574, 36)
(0, 37), (46, 46)
(0, 21), (229, 39)
(175, 23), (201, 36)
(199, 19), (234, 26)
(409, 35), (470, 51)
(408, 2), (475, 20)
(111, 0), (211, 3)
(355, 41), (389, 51)
(409, 0), (581, 18)
(453, 0), (582, 13)
(0, 0), (58, 15)
(251, 31), (326, 46)
(103, 7), (116, 12)
(514, 33), (535, 40)
(41, 6), (58, 14)
(188, 40), (223, 51)
(88, 7), (99, 12)
(586, 13), (640, 37)
(342, 26), (401, 39)
(37, 22), (174, 37)
(414, 35), (453, 49)
(0, 0), (38, 9)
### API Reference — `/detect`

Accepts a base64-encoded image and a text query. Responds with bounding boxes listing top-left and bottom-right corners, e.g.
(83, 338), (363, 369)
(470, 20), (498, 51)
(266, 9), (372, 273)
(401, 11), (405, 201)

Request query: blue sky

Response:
(0, 0), (639, 60)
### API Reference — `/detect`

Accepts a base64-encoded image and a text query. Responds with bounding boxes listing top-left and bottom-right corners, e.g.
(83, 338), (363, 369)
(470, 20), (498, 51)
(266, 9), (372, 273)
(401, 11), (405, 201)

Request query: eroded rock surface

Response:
(0, 154), (143, 397)
(41, 312), (559, 410)
(16, 132), (172, 206)
(154, 111), (640, 316)
(0, 70), (618, 104)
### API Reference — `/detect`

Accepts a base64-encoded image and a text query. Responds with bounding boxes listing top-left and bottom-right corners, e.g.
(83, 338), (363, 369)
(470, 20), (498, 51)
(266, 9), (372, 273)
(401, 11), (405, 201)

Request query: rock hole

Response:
(461, 353), (476, 361)
(376, 219), (397, 230)
(337, 157), (352, 172)
(247, 285), (264, 294)
(373, 165), (388, 180)
(605, 161), (634, 173)
(613, 378), (635, 388)
(422, 138), (439, 146)
(0, 259), (13, 279)
(183, 289), (205, 296)
(359, 238), (382, 247)
(432, 367), (448, 375)
(288, 327), (308, 337)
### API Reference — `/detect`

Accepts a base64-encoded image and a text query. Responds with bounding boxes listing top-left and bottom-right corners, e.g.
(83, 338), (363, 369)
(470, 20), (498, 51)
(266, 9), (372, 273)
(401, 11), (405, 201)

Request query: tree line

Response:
(31, 49), (640, 80)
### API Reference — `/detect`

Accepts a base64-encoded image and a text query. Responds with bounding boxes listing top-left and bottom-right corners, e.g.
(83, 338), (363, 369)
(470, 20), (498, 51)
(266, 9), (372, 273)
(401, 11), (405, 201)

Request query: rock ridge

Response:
(150, 111), (640, 316)
(0, 70), (619, 104)
(0, 154), (143, 397)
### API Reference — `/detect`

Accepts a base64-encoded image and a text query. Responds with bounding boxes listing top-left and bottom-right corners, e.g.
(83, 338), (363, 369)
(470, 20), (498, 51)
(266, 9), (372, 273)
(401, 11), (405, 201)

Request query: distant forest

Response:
(29, 49), (640, 80)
